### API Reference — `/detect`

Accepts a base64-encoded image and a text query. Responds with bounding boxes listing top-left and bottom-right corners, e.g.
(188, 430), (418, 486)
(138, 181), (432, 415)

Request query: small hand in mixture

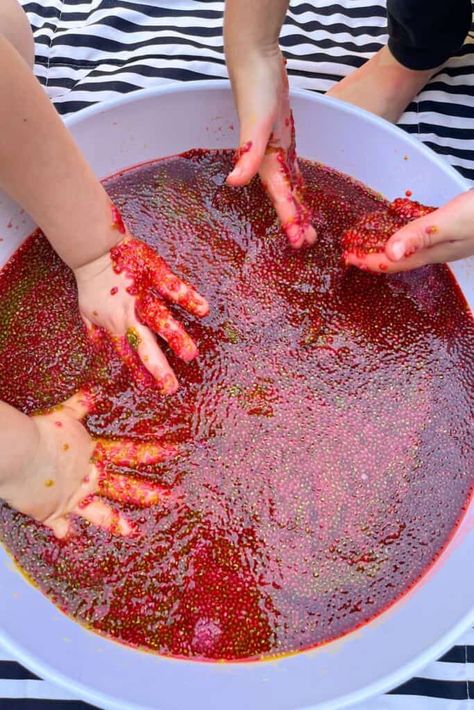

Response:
(0, 392), (174, 539)
(343, 191), (474, 273)
(75, 215), (209, 395)
(225, 1), (316, 249)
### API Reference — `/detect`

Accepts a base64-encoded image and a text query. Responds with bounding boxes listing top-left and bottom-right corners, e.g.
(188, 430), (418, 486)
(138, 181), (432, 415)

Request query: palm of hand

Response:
(10, 392), (175, 539)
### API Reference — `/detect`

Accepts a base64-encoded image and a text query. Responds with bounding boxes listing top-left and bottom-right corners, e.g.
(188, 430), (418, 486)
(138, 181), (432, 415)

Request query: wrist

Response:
(226, 47), (284, 93)
(225, 43), (281, 78)
(67, 229), (122, 272)
(42, 190), (127, 271)
(72, 248), (114, 286)
(226, 50), (285, 123)
(70, 208), (130, 276)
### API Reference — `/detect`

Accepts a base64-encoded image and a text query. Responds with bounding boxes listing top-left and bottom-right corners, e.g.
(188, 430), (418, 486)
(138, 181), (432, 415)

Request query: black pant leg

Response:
(387, 0), (472, 70)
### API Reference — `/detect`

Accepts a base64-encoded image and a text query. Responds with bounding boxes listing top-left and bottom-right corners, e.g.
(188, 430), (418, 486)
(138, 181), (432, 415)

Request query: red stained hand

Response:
(342, 198), (435, 271)
(75, 223), (209, 394)
(1, 392), (175, 540)
(343, 193), (474, 273)
(226, 52), (316, 249)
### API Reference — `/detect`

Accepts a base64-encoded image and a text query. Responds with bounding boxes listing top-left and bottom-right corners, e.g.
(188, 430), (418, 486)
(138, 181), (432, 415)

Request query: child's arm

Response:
(0, 36), (208, 392)
(345, 191), (474, 272)
(0, 394), (173, 538)
(0, 35), (117, 269)
(224, 0), (316, 248)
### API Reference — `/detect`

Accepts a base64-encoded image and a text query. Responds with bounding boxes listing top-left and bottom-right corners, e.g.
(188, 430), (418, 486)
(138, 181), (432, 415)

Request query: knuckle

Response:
(410, 222), (438, 251)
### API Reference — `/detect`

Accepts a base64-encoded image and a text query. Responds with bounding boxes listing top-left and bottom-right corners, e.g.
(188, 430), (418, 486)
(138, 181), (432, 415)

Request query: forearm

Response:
(224, 0), (288, 64)
(0, 0), (34, 67)
(0, 400), (38, 492)
(0, 36), (120, 270)
(224, 0), (289, 126)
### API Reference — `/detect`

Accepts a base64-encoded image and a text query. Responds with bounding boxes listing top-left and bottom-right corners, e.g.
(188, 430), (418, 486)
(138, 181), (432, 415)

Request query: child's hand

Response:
(75, 232), (209, 394)
(226, 51), (316, 249)
(0, 392), (175, 539)
(344, 191), (474, 273)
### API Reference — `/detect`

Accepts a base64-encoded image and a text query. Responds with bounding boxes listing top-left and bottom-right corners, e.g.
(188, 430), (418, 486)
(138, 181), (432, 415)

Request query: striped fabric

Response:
(24, 0), (474, 181)
(3, 632), (471, 710)
(0, 0), (472, 708)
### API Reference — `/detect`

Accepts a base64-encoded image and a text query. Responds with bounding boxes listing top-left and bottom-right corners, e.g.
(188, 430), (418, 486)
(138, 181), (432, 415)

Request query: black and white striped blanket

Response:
(1, 1), (472, 708)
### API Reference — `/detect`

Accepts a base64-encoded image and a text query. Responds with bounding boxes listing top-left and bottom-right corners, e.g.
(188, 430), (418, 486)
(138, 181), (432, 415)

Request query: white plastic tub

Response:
(0, 81), (472, 710)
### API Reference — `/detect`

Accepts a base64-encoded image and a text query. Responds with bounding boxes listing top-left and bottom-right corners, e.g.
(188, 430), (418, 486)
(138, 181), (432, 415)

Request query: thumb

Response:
(386, 202), (456, 263)
(226, 115), (273, 187)
(45, 516), (71, 539)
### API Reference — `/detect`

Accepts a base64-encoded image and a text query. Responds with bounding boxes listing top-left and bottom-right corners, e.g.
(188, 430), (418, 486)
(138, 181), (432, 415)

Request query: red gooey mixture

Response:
(0, 150), (473, 660)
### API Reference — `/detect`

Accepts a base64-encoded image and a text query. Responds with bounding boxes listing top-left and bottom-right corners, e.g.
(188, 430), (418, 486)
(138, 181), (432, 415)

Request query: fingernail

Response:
(53, 519), (70, 540)
(286, 223), (301, 243)
(159, 372), (179, 395)
(228, 167), (242, 180)
(185, 344), (199, 362)
(194, 298), (210, 317)
(391, 241), (405, 261)
(288, 234), (301, 246)
(118, 517), (133, 536)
